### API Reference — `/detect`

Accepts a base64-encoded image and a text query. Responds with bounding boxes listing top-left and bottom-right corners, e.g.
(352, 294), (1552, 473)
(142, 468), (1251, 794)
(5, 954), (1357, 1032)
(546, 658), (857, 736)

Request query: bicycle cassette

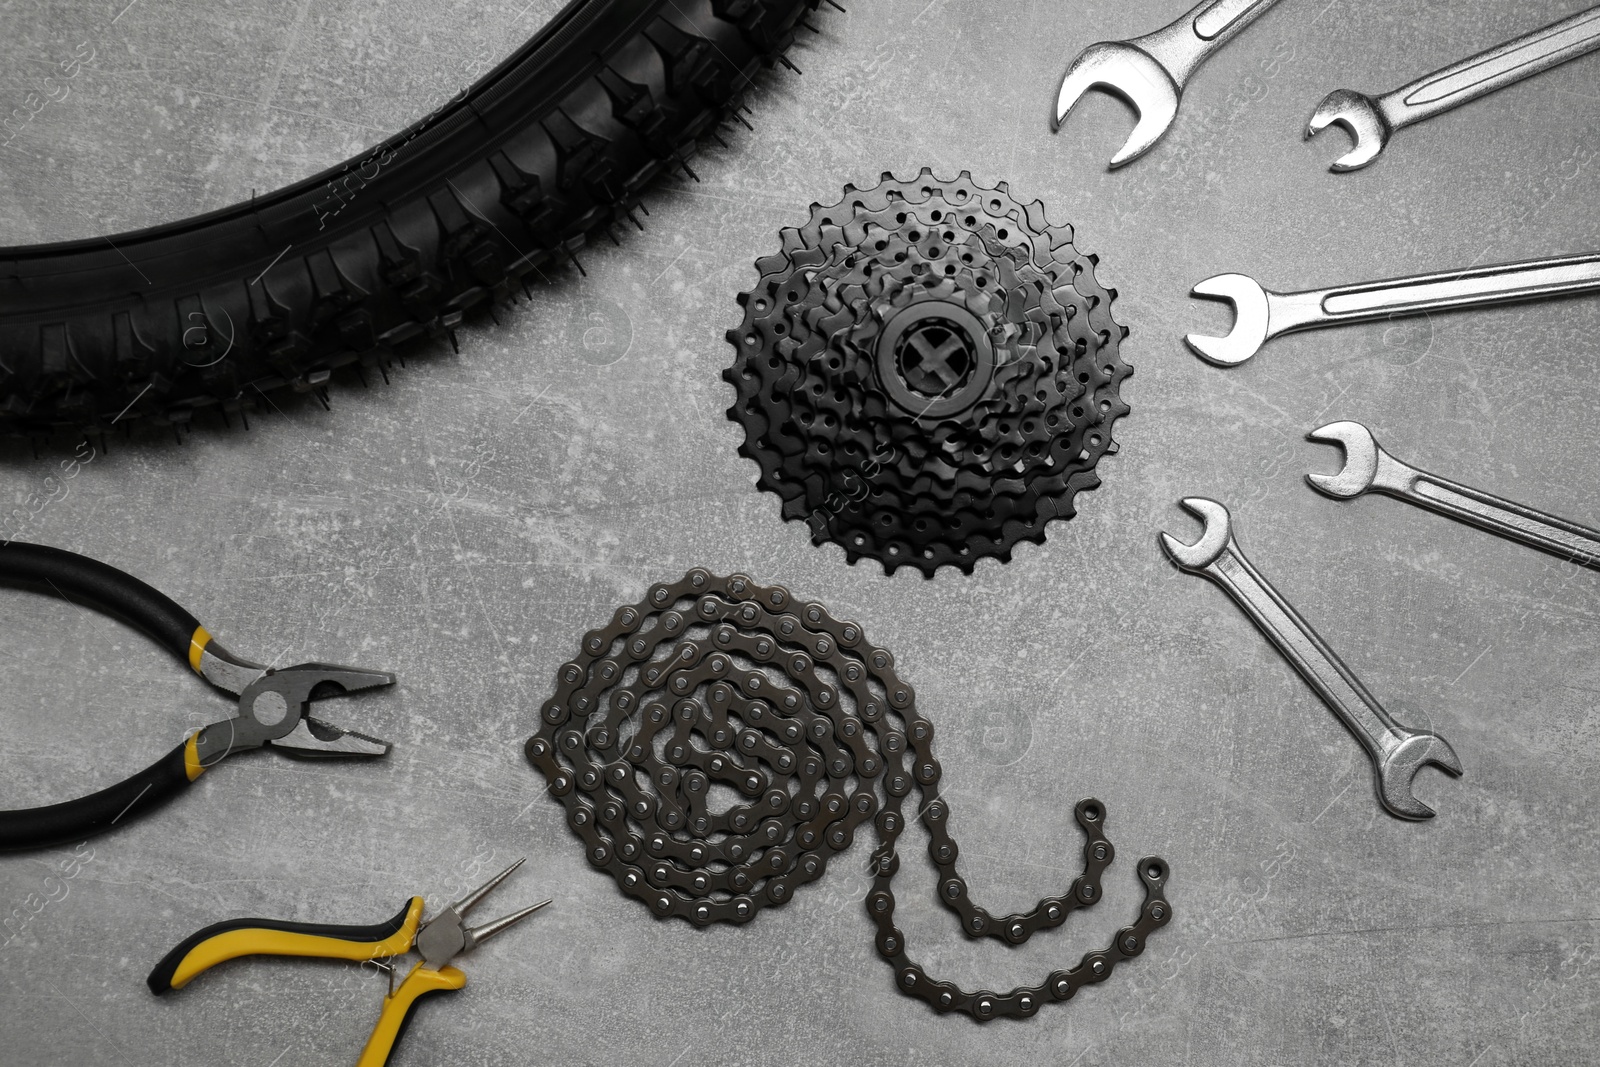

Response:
(723, 169), (1130, 577)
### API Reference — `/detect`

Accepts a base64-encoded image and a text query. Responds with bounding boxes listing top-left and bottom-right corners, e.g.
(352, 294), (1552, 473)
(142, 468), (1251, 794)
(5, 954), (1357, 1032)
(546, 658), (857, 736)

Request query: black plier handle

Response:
(0, 542), (392, 852)
(1, 541), (214, 669)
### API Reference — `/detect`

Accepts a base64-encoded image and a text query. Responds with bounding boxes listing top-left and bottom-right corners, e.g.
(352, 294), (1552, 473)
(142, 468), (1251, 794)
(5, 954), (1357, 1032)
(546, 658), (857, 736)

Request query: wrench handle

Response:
(1201, 545), (1403, 759)
(1192, 0), (1282, 42)
(1135, 0), (1284, 85)
(1376, 5), (1600, 132)
(1378, 460), (1600, 570)
(1267, 251), (1600, 336)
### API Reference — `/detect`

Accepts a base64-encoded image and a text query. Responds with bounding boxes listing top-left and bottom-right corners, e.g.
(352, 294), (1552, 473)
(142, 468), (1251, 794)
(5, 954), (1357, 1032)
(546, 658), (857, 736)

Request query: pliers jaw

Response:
(415, 859), (552, 971)
(192, 659), (394, 766)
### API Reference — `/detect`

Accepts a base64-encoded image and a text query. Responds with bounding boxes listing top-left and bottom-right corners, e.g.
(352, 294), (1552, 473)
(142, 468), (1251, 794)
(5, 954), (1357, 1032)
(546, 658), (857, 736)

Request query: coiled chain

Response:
(525, 570), (1170, 1019)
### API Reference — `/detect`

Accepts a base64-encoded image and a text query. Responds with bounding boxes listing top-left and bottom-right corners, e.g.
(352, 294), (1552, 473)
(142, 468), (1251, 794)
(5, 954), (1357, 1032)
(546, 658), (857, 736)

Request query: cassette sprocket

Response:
(723, 168), (1130, 577)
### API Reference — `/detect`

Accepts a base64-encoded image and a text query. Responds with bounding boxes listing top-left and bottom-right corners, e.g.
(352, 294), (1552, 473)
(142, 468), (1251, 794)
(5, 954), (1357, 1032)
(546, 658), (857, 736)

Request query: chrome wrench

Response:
(1307, 420), (1600, 569)
(1054, 0), (1285, 169)
(1186, 250), (1600, 366)
(1160, 497), (1462, 820)
(1309, 5), (1600, 171)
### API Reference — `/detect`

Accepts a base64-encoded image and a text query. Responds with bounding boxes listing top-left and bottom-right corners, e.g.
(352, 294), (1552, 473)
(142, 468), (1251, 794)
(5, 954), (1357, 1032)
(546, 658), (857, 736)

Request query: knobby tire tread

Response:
(0, 0), (829, 441)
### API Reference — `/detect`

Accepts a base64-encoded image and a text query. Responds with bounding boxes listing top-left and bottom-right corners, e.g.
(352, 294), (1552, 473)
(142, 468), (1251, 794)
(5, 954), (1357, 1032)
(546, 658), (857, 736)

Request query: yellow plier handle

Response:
(146, 897), (424, 994)
(148, 861), (545, 1066)
(356, 962), (467, 1067)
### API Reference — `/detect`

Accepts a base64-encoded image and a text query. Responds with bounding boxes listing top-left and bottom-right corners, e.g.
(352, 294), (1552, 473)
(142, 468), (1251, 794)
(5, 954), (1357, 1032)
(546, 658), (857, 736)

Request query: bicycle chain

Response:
(525, 570), (1171, 1020)
(723, 169), (1131, 577)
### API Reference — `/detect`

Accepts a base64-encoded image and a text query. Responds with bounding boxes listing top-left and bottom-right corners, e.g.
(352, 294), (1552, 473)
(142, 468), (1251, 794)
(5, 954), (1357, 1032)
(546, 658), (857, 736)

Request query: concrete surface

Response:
(2, 0), (1599, 1063)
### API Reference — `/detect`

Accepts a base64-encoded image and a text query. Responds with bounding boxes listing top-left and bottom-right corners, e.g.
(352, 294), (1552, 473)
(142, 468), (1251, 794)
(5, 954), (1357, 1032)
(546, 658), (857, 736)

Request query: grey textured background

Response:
(3, 0), (1599, 1063)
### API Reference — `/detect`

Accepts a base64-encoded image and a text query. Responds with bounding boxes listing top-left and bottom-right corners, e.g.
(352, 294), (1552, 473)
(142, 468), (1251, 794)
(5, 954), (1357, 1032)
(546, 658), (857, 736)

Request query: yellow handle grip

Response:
(148, 898), (424, 993)
(187, 625), (211, 674)
(182, 733), (206, 782)
(357, 962), (467, 1067)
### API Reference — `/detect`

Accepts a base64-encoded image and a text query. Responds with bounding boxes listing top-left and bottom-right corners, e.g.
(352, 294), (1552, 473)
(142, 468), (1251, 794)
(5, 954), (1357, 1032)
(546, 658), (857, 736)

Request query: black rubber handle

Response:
(147, 897), (417, 994)
(0, 541), (201, 663)
(0, 740), (193, 853)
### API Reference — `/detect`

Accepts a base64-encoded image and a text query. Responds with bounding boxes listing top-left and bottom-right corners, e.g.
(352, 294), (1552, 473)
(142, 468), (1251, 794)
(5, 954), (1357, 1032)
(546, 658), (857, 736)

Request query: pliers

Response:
(148, 859), (550, 1067)
(0, 541), (393, 851)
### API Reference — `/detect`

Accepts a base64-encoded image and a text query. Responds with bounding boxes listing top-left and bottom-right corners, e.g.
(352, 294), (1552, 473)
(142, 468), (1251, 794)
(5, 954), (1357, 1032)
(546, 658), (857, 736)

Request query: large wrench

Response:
(1160, 498), (1462, 820)
(1307, 421), (1600, 569)
(1186, 250), (1600, 366)
(1308, 5), (1600, 171)
(1054, 0), (1285, 169)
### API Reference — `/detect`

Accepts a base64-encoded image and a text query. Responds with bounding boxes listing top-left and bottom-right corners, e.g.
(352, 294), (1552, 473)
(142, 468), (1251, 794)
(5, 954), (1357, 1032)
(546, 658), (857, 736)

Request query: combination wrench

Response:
(1186, 250), (1600, 366)
(1160, 498), (1462, 820)
(1054, 0), (1285, 169)
(1308, 5), (1600, 171)
(1307, 421), (1600, 569)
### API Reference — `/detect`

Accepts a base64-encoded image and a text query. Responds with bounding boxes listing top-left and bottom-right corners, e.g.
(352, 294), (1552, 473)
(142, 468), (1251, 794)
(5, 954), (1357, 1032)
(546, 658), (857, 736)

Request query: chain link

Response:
(525, 570), (1170, 1019)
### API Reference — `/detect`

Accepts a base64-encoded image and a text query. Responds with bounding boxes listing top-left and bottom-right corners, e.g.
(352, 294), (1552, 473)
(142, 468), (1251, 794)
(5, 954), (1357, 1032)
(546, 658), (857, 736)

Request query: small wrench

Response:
(1160, 497), (1462, 820)
(1186, 250), (1600, 366)
(1308, 5), (1600, 171)
(1307, 421), (1600, 569)
(1054, 0), (1285, 169)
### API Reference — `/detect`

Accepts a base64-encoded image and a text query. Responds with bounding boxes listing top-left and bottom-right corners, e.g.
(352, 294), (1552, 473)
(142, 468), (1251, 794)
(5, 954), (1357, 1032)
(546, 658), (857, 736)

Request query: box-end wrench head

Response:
(1160, 497), (1462, 820)
(1305, 89), (1388, 172)
(1185, 274), (1271, 366)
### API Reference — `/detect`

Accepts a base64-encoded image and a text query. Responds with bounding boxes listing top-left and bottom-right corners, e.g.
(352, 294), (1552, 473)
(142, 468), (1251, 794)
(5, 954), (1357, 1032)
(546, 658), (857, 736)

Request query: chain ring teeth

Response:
(724, 168), (1131, 578)
(525, 571), (1171, 1020)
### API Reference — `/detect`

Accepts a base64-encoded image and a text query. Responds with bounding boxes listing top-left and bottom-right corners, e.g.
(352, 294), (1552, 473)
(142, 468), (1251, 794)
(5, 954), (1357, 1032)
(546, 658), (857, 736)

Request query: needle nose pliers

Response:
(148, 859), (550, 1067)
(0, 541), (394, 851)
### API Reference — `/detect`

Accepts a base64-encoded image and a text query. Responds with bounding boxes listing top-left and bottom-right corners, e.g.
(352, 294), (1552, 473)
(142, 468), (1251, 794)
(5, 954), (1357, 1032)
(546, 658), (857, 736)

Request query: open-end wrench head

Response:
(1158, 497), (1232, 570)
(1306, 89), (1388, 172)
(1305, 421), (1379, 498)
(1377, 731), (1463, 820)
(1054, 42), (1180, 169)
(1185, 274), (1269, 366)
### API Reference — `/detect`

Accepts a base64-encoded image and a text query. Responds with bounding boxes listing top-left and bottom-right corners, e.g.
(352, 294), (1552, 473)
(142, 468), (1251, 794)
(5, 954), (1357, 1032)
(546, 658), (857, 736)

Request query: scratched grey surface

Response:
(2, 0), (1599, 1063)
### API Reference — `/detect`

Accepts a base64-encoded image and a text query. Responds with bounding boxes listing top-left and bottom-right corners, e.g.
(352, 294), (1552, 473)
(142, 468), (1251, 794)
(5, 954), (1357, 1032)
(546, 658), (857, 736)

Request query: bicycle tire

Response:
(0, 0), (831, 441)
